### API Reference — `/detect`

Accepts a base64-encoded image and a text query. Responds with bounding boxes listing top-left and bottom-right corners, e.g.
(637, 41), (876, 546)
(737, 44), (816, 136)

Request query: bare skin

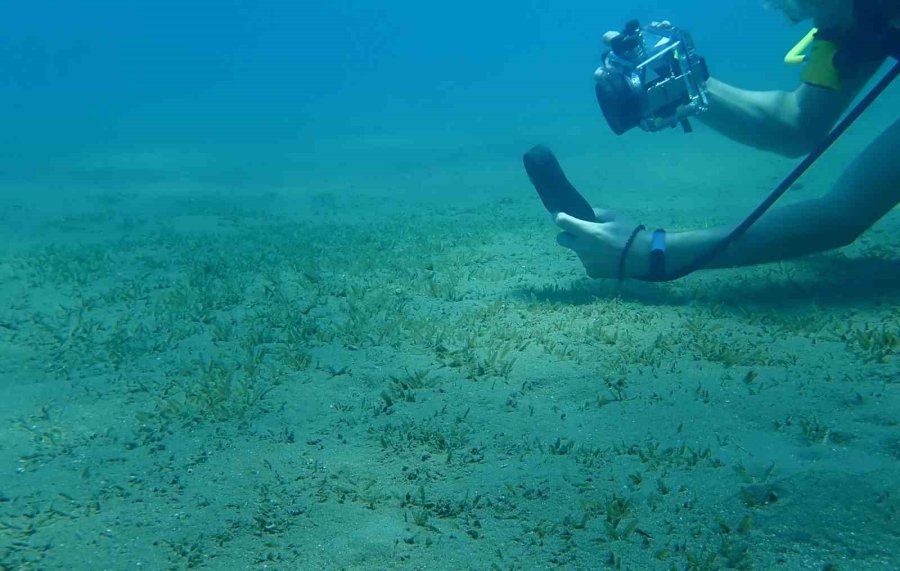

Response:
(556, 117), (900, 279)
(559, 7), (897, 280)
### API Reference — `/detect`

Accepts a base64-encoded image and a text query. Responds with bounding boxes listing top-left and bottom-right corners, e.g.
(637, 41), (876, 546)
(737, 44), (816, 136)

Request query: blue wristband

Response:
(649, 229), (667, 280)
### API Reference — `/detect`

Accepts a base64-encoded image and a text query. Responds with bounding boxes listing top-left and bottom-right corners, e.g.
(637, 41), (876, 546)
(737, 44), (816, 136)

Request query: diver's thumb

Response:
(554, 212), (590, 236)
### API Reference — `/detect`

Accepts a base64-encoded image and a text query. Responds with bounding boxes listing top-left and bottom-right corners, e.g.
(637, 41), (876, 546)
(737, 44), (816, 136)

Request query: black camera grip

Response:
(523, 145), (596, 222)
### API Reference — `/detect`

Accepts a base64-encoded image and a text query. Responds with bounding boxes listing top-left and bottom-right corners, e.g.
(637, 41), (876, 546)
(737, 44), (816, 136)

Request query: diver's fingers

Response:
(650, 20), (673, 29)
(602, 31), (620, 45)
(554, 212), (594, 237)
(593, 208), (618, 223)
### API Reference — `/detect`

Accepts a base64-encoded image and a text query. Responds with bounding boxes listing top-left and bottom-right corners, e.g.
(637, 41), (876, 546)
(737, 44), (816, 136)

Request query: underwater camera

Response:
(595, 20), (710, 135)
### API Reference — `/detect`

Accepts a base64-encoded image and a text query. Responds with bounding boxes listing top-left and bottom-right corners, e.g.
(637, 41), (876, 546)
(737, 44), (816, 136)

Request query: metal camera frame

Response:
(600, 23), (710, 133)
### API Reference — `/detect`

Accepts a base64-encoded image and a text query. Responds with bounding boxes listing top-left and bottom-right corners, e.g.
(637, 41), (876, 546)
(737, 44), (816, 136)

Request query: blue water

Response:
(1, 2), (898, 570)
(1, 0), (808, 188)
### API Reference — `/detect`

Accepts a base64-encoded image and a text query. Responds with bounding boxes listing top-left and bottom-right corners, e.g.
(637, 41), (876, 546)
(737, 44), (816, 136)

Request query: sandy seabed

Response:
(0, 123), (898, 570)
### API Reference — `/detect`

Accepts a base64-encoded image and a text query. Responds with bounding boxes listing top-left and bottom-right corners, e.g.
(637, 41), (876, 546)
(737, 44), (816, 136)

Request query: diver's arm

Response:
(700, 60), (882, 157)
(700, 79), (811, 157)
(626, 117), (900, 276)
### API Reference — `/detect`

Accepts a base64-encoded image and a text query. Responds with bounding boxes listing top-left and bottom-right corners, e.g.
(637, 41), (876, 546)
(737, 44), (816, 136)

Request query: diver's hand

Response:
(554, 208), (651, 279)
(600, 20), (672, 44)
(594, 20), (673, 82)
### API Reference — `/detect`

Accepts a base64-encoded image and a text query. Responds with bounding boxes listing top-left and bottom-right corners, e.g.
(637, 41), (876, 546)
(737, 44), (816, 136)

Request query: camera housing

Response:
(596, 20), (710, 135)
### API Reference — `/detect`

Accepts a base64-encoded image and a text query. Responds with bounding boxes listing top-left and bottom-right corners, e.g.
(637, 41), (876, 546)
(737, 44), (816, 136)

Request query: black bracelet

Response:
(618, 224), (646, 282)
